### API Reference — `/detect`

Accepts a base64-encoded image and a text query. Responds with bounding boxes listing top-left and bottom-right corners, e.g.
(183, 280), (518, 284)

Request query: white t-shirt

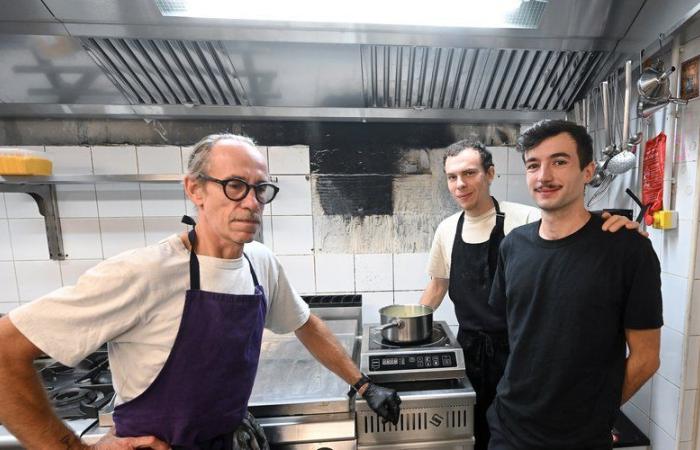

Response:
(10, 235), (310, 404)
(427, 201), (540, 279)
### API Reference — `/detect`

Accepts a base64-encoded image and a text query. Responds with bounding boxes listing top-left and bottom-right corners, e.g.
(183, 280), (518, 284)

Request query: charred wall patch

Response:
(314, 175), (393, 216)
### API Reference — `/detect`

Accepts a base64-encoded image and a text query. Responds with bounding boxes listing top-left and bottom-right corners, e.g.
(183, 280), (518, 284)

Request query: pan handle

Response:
(377, 319), (404, 331)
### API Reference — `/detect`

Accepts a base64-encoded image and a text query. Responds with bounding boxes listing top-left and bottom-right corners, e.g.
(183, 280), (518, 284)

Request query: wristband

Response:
(347, 373), (371, 398)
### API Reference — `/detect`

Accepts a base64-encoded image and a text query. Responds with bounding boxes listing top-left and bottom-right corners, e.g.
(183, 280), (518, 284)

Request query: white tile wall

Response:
(55, 185), (99, 218)
(661, 272), (689, 333)
(505, 174), (533, 206)
(181, 146), (193, 173)
(659, 326), (684, 387)
(0, 194), (6, 219)
(270, 176), (312, 215)
(272, 216), (313, 254)
(674, 161), (697, 221)
(136, 146), (182, 174)
(361, 291), (393, 324)
(695, 233), (700, 280)
(0, 302), (19, 314)
(139, 184), (186, 217)
(59, 259), (100, 286)
(45, 146), (93, 174)
(0, 262), (19, 302)
(692, 280), (700, 336)
(632, 378), (653, 415)
(490, 146), (509, 173)
(393, 253), (429, 291)
(650, 420), (676, 450)
(355, 253), (393, 292)
(394, 290), (422, 304)
(656, 219), (693, 278)
(277, 255), (315, 294)
(268, 146), (310, 174)
(61, 218), (103, 260)
(8, 219), (49, 260)
(262, 216), (273, 250)
(0, 220), (12, 260)
(507, 147), (524, 174)
(99, 218), (145, 258)
(143, 217), (186, 246)
(686, 336), (699, 391)
(315, 253), (354, 293)
(622, 401), (651, 435)
(679, 389), (697, 442)
(651, 373), (681, 438)
(490, 175), (507, 200)
(92, 145), (137, 174)
(4, 193), (42, 219)
(96, 184), (143, 217)
(14, 261), (62, 302)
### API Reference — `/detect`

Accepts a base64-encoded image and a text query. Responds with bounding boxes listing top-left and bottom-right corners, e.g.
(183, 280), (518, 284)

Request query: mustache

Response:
(229, 213), (261, 223)
(534, 183), (561, 190)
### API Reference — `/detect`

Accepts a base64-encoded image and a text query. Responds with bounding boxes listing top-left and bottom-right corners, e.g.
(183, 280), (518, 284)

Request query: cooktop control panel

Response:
(369, 352), (458, 371)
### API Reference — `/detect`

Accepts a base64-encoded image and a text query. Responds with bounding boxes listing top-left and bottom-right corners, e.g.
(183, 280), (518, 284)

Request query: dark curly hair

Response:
(516, 120), (593, 169)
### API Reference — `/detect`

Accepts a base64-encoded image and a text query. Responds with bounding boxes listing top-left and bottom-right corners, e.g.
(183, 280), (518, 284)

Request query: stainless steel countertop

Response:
(248, 318), (359, 417)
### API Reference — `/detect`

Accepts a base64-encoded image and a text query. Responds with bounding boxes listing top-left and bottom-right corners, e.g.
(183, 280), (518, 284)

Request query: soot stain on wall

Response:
(314, 175), (394, 216)
(310, 123), (456, 217)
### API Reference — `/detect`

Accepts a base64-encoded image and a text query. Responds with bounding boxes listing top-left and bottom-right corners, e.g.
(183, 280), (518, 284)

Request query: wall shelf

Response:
(0, 174), (184, 185)
(0, 174), (185, 260)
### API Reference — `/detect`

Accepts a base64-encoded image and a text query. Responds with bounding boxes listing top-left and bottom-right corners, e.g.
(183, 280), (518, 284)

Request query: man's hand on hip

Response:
(89, 427), (170, 450)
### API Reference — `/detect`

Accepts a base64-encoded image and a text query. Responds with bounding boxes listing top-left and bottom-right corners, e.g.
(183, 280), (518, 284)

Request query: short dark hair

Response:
(516, 120), (593, 169)
(443, 139), (494, 173)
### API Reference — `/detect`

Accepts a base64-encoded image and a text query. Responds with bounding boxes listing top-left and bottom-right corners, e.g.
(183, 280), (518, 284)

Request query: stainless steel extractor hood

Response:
(0, 0), (698, 122)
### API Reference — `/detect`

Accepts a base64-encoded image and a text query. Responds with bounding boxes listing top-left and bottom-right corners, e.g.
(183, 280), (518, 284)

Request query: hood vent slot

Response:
(80, 37), (248, 106)
(361, 46), (605, 111)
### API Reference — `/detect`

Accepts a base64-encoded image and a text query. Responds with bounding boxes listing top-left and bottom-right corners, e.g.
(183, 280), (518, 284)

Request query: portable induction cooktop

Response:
(360, 320), (466, 382)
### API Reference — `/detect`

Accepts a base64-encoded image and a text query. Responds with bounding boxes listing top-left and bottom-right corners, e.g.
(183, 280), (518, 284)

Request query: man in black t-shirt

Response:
(487, 120), (663, 450)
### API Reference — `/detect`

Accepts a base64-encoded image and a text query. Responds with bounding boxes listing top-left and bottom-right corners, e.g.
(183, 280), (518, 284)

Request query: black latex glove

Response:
(363, 383), (402, 425)
(232, 411), (269, 450)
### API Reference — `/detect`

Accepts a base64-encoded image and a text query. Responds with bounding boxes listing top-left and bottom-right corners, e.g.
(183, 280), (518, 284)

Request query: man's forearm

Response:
(621, 354), (659, 404)
(295, 314), (361, 385)
(0, 359), (86, 450)
(419, 278), (448, 309)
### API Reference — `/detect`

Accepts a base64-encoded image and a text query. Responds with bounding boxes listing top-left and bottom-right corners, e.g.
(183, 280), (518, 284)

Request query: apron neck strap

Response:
(492, 196), (505, 219)
(182, 216), (201, 291)
(242, 253), (260, 287)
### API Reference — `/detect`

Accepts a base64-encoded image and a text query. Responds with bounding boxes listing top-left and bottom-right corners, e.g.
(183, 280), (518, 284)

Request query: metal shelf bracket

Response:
(0, 183), (65, 260)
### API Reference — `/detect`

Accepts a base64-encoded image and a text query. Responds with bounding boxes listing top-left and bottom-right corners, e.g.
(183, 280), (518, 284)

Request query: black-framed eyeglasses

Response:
(197, 174), (279, 204)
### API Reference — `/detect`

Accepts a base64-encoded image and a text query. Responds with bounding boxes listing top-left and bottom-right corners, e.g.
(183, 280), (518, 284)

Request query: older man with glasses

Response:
(0, 134), (401, 450)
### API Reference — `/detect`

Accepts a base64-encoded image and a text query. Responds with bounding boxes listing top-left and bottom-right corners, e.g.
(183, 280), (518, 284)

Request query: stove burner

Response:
(52, 387), (98, 407)
(39, 350), (114, 420)
(368, 324), (449, 349)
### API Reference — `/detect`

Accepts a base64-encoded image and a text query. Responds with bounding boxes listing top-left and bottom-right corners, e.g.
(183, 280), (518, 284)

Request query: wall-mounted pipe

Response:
(663, 35), (681, 210)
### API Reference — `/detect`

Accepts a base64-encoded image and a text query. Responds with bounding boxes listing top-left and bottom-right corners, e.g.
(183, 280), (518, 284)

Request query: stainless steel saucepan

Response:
(377, 304), (433, 344)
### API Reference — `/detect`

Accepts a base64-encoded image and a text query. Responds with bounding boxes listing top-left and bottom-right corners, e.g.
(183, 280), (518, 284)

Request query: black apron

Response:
(448, 197), (509, 450)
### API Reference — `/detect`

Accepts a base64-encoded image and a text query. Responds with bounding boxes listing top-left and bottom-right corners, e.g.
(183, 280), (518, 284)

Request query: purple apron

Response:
(113, 219), (267, 449)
